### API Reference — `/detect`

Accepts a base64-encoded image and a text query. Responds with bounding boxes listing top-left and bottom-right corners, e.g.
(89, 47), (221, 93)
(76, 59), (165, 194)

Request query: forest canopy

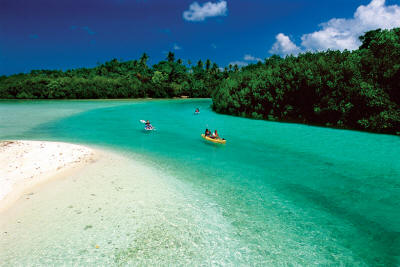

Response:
(0, 51), (220, 99)
(1, 29), (399, 135)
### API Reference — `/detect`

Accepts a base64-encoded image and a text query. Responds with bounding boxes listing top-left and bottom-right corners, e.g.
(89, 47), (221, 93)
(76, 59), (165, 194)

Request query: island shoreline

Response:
(0, 140), (99, 213)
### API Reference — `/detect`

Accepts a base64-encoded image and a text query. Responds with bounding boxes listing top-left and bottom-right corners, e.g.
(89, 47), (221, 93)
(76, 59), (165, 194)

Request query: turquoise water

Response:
(0, 99), (399, 265)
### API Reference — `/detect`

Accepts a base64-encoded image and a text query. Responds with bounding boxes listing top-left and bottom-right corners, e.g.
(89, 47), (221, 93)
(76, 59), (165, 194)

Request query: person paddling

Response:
(145, 120), (153, 129)
(201, 129), (226, 143)
(212, 130), (219, 139)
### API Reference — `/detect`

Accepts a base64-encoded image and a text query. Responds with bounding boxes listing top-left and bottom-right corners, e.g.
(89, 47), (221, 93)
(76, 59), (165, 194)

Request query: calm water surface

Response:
(0, 99), (399, 266)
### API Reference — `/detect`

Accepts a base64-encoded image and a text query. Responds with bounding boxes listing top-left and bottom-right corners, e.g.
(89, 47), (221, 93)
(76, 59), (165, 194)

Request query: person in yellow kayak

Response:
(202, 129), (226, 143)
(211, 130), (219, 139)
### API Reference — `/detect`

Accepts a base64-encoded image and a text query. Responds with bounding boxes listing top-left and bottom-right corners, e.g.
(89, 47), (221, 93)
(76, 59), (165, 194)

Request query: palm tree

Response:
(139, 53), (149, 67)
(197, 60), (204, 69)
(205, 59), (211, 71)
(167, 52), (175, 62)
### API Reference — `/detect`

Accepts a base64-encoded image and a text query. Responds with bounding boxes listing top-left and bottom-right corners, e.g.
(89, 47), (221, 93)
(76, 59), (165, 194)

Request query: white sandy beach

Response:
(0, 140), (96, 212)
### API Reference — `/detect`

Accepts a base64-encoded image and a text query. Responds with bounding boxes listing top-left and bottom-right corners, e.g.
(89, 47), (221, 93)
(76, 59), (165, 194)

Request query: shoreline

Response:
(0, 140), (98, 213)
(0, 97), (210, 101)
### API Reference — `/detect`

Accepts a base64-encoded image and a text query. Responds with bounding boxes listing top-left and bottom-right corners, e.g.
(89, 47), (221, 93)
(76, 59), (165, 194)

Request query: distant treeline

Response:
(1, 28), (399, 135)
(212, 28), (400, 135)
(0, 52), (223, 99)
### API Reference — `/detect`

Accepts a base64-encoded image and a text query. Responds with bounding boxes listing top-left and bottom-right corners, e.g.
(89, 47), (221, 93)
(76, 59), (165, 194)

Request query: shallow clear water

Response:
(0, 99), (399, 265)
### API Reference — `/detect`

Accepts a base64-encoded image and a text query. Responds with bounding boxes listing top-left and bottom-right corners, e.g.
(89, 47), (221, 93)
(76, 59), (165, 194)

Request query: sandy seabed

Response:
(0, 140), (96, 212)
(0, 140), (240, 266)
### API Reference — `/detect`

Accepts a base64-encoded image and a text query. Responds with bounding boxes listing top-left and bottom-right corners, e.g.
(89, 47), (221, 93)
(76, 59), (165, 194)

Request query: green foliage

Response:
(212, 28), (400, 135)
(1, 28), (400, 135)
(0, 54), (224, 99)
(167, 51), (175, 63)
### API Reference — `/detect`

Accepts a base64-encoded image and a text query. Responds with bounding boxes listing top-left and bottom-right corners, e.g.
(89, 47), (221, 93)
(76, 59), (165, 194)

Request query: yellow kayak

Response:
(201, 134), (226, 144)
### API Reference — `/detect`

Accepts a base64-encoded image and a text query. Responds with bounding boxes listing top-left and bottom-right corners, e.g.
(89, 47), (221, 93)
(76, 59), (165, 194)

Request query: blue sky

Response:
(1, 0), (400, 75)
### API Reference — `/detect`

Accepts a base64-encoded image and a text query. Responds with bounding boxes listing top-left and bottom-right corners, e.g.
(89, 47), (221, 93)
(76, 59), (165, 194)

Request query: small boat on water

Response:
(140, 119), (155, 131)
(201, 134), (226, 144)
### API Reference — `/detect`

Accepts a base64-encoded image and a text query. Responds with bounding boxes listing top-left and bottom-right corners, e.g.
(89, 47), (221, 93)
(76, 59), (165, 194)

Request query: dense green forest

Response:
(0, 51), (222, 99)
(1, 28), (399, 135)
(212, 28), (400, 135)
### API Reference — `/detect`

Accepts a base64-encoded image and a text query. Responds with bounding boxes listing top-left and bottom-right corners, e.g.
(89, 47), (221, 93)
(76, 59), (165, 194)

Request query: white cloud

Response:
(227, 55), (262, 68)
(244, 54), (262, 62)
(269, 33), (301, 56)
(300, 18), (361, 51)
(229, 61), (248, 67)
(271, 0), (400, 55)
(173, 44), (182, 50)
(183, 1), (227, 22)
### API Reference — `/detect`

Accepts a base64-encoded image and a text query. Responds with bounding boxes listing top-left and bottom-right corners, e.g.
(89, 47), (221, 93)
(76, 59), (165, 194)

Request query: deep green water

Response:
(0, 99), (399, 265)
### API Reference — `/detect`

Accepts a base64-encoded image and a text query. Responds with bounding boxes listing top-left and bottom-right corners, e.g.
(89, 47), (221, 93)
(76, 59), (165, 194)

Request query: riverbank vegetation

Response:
(212, 28), (400, 135)
(0, 52), (222, 99)
(1, 28), (399, 134)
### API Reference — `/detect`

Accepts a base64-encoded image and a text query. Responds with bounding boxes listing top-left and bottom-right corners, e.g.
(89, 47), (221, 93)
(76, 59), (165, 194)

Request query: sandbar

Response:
(0, 140), (96, 212)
